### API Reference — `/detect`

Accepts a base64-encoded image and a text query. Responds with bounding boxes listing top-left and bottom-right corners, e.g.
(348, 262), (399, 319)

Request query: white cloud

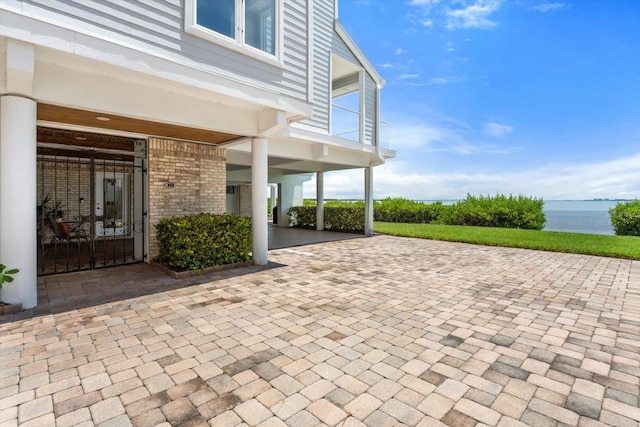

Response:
(375, 117), (517, 157)
(533, 2), (568, 12)
(445, 0), (504, 30)
(394, 75), (471, 87)
(396, 48), (408, 55)
(382, 121), (460, 150)
(303, 154), (640, 201)
(378, 63), (395, 68)
(409, 0), (441, 6)
(424, 75), (469, 85)
(407, 0), (506, 31)
(483, 122), (513, 137)
(428, 77), (450, 85)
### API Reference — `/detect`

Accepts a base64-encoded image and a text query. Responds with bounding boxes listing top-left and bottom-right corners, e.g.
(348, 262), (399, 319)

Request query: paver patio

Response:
(1, 235), (639, 426)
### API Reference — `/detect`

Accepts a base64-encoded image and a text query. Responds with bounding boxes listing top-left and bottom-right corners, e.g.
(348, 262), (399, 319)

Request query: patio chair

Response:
(48, 215), (89, 250)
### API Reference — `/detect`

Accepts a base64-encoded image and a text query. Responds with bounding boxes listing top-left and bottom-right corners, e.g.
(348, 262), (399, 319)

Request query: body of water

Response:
(543, 200), (619, 235)
(421, 199), (622, 235)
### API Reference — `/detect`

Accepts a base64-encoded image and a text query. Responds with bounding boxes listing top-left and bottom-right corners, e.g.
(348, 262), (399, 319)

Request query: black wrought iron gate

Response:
(37, 140), (147, 275)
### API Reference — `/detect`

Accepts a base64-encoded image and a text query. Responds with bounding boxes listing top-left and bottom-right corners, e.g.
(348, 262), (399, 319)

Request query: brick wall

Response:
(148, 138), (226, 258)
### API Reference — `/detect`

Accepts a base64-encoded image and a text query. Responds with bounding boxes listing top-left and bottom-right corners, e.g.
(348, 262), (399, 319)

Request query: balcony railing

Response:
(331, 103), (391, 149)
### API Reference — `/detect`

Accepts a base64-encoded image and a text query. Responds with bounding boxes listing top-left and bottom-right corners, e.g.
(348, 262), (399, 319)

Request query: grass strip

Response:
(374, 222), (640, 260)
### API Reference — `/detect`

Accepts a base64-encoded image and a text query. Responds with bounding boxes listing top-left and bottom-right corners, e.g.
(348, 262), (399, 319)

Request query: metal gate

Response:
(37, 139), (146, 275)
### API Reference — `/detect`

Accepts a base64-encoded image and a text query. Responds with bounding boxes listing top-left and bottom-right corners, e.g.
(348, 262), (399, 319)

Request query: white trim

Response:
(375, 80), (381, 150)
(334, 20), (383, 86)
(184, 0), (284, 68)
(358, 70), (366, 144)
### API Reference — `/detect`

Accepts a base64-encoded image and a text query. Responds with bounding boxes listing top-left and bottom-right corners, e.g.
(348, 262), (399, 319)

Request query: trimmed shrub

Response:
(449, 194), (546, 230)
(155, 213), (252, 270)
(292, 195), (544, 232)
(288, 205), (364, 233)
(288, 206), (317, 229)
(374, 198), (450, 223)
(609, 200), (640, 236)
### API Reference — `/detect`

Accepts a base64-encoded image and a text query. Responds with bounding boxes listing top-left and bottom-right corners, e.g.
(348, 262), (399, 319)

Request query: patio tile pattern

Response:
(1, 235), (639, 426)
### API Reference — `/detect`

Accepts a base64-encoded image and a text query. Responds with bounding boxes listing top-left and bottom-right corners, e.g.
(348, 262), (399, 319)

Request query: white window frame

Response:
(185, 0), (283, 67)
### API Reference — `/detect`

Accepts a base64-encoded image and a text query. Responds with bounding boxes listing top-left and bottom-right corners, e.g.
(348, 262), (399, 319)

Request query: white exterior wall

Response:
(6, 0), (310, 103)
(276, 175), (306, 228)
(301, 0), (335, 132)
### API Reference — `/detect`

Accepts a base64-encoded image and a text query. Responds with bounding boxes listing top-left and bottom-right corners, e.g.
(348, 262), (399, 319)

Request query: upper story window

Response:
(186, 0), (281, 65)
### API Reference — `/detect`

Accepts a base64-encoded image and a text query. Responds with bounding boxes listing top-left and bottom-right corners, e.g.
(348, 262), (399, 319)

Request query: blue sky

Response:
(307, 0), (640, 200)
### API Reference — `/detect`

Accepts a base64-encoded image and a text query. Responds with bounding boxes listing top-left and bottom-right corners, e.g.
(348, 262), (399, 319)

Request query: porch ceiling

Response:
(38, 104), (241, 145)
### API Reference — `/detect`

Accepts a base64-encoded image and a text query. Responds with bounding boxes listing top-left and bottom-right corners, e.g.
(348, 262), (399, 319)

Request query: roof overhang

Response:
(334, 19), (384, 88)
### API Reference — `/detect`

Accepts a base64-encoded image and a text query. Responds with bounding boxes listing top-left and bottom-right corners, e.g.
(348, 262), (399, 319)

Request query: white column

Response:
(251, 138), (268, 265)
(316, 172), (324, 231)
(0, 95), (38, 308)
(364, 167), (374, 236)
(270, 185), (276, 221)
(276, 176), (305, 228)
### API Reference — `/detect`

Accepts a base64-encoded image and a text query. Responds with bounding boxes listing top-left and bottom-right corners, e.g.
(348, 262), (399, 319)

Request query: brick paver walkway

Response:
(1, 235), (639, 426)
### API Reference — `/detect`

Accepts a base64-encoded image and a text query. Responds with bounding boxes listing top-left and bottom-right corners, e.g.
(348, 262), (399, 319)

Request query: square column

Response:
(364, 167), (374, 236)
(316, 172), (324, 231)
(251, 138), (268, 265)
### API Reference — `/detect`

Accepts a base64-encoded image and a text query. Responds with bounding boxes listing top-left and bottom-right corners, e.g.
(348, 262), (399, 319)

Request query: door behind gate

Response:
(37, 142), (146, 275)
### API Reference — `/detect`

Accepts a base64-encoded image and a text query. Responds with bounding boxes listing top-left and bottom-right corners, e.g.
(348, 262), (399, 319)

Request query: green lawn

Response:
(374, 222), (640, 260)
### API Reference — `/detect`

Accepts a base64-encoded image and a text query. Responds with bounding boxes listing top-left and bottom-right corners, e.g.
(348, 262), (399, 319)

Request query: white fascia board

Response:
(334, 20), (383, 87)
(379, 147), (396, 160)
(288, 122), (381, 154)
(226, 136), (384, 171)
(0, 9), (313, 118)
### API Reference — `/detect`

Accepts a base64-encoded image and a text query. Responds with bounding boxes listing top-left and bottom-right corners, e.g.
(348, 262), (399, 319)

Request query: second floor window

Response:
(192, 0), (277, 57)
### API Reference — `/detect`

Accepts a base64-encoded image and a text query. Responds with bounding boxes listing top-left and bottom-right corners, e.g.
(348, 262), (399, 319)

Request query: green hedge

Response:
(288, 206), (365, 233)
(374, 198), (450, 223)
(370, 195), (545, 230)
(609, 200), (640, 236)
(155, 213), (252, 270)
(291, 194), (545, 232)
(447, 194), (546, 230)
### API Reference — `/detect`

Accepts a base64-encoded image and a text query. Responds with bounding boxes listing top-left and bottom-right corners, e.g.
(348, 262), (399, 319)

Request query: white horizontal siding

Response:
(299, 0), (334, 132)
(18, 0), (308, 104)
(332, 31), (358, 65)
(364, 73), (377, 145)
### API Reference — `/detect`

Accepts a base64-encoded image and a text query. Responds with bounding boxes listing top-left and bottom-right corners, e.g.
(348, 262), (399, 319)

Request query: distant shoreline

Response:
(315, 198), (623, 236)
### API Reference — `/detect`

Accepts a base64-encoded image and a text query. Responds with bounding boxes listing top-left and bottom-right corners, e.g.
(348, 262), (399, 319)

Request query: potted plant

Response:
(37, 193), (65, 245)
(0, 264), (21, 315)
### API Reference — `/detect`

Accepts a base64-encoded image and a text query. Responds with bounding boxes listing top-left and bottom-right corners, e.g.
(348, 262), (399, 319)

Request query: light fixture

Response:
(96, 116), (110, 121)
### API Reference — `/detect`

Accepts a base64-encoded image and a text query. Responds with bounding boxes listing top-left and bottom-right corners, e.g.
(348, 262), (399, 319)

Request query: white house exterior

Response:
(0, 0), (395, 308)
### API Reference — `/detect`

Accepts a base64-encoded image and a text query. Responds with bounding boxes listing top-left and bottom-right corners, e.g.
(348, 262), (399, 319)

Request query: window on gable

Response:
(188, 0), (279, 61)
